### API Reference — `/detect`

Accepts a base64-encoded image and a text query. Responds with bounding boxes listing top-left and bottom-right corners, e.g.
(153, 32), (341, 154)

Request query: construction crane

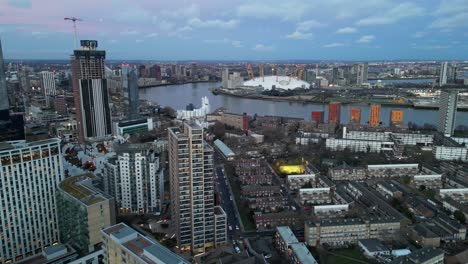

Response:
(64, 17), (83, 49)
(247, 64), (255, 80)
(297, 65), (305, 80)
(259, 64), (264, 81)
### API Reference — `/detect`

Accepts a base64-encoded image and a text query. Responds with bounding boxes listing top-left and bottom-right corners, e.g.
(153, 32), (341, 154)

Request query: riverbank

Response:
(139, 80), (217, 89)
(212, 88), (468, 111)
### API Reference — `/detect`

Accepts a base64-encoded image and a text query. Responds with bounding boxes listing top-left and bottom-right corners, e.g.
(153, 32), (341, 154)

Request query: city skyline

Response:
(0, 0), (467, 60)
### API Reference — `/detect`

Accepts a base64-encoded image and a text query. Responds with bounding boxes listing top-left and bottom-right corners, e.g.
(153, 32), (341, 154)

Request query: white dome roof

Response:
(243, 75), (310, 90)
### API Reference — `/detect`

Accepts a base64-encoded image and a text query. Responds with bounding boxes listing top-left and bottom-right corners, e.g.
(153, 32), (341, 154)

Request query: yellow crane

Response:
(247, 64), (255, 80)
(297, 65), (305, 80)
(259, 64), (264, 81)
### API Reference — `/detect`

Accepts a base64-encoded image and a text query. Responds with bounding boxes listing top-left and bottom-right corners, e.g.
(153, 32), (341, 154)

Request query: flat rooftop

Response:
(103, 223), (189, 264)
(59, 173), (110, 205)
(276, 226), (299, 244)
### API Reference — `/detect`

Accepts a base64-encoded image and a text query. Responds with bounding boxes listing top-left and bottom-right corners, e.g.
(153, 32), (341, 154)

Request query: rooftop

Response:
(103, 223), (189, 264)
(359, 239), (389, 253)
(276, 226), (299, 244)
(290, 243), (317, 264)
(59, 173), (110, 205)
(213, 139), (235, 157)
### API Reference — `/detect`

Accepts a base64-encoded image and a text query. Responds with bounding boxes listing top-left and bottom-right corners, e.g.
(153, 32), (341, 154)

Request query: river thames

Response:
(139, 82), (468, 127)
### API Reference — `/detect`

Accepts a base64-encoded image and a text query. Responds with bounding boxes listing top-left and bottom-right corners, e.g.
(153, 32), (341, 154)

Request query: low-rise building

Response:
(241, 185), (281, 197)
(376, 181), (403, 199)
(328, 165), (367, 181)
(248, 195), (289, 212)
(358, 239), (390, 258)
(275, 227), (317, 264)
(288, 174), (315, 191)
(433, 146), (468, 161)
(299, 188), (332, 205)
(367, 164), (419, 178)
(213, 139), (235, 160)
(389, 247), (444, 264)
(255, 212), (304, 230)
(325, 138), (394, 153)
(101, 223), (189, 264)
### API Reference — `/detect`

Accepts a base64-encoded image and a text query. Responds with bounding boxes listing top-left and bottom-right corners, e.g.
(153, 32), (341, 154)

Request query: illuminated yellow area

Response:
(279, 165), (305, 174)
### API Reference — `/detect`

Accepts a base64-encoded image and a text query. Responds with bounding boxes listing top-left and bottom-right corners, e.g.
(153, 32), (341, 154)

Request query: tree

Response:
(454, 210), (466, 224)
(418, 185), (426, 191)
(162, 106), (176, 118)
(212, 121), (226, 139)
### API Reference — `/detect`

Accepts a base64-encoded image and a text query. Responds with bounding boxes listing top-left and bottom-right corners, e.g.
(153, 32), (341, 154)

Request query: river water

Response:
(139, 82), (467, 127)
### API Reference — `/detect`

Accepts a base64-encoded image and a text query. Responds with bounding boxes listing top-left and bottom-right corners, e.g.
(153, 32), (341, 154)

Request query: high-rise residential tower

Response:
(0, 139), (64, 263)
(121, 65), (140, 119)
(350, 107), (361, 124)
(102, 143), (164, 215)
(440, 62), (448, 86)
(40, 71), (56, 106)
(328, 102), (341, 124)
(438, 91), (458, 137)
(356, 63), (368, 85)
(71, 40), (112, 143)
(369, 104), (381, 127)
(168, 123), (226, 254)
(0, 38), (9, 120)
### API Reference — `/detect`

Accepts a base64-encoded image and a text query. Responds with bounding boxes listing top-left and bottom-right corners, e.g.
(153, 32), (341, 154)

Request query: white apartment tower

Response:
(0, 139), (64, 263)
(168, 123), (226, 254)
(440, 62), (448, 86)
(102, 143), (164, 215)
(41, 71), (56, 96)
(438, 90), (458, 137)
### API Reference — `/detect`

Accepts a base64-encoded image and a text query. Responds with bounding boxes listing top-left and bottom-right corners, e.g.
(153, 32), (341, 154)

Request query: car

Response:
(230, 196), (233, 201)
(234, 246), (241, 253)
(235, 225), (240, 230)
(229, 225), (233, 231)
(264, 254), (272, 259)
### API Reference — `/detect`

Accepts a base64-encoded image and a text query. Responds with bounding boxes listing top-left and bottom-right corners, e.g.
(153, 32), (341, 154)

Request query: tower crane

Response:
(297, 65), (305, 80)
(259, 64), (264, 82)
(64, 17), (83, 49)
(247, 64), (255, 80)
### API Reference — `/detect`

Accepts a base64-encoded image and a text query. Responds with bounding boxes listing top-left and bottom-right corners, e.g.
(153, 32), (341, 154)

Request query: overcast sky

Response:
(1, 0), (467, 60)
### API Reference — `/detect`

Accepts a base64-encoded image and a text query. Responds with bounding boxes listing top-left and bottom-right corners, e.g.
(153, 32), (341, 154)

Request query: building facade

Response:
(0, 139), (63, 263)
(438, 90), (458, 137)
(168, 123), (226, 253)
(102, 143), (164, 215)
(369, 104), (381, 127)
(121, 65), (140, 120)
(350, 108), (361, 124)
(57, 173), (116, 254)
(328, 102), (341, 124)
(71, 40), (112, 143)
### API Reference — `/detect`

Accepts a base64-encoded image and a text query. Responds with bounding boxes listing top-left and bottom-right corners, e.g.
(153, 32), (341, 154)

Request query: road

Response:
(214, 162), (241, 240)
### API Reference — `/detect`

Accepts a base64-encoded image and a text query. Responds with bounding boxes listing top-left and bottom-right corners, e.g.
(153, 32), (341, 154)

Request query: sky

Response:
(0, 0), (467, 60)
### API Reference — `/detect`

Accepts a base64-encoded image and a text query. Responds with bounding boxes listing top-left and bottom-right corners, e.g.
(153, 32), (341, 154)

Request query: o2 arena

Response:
(242, 64), (310, 90)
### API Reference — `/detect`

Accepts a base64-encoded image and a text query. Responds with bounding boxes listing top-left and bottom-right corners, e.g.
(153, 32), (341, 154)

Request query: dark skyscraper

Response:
(0, 38), (25, 141)
(71, 40), (112, 143)
(0, 38), (9, 120)
(121, 65), (140, 119)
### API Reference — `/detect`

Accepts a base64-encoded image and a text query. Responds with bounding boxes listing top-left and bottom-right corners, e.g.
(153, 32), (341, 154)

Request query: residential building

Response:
(389, 247), (444, 264)
(325, 138), (394, 153)
(57, 173), (116, 254)
(350, 108), (361, 124)
(299, 188), (332, 205)
(288, 174), (315, 191)
(40, 71), (56, 106)
(275, 227), (317, 264)
(356, 63), (368, 85)
(311, 111), (324, 124)
(433, 146), (467, 161)
(115, 118), (154, 137)
(328, 164), (367, 181)
(101, 223), (189, 264)
(439, 62), (449, 86)
(241, 185), (281, 197)
(168, 123), (226, 253)
(328, 102), (341, 124)
(255, 212), (304, 230)
(0, 139), (63, 263)
(358, 239), (390, 258)
(369, 104), (381, 127)
(438, 90), (458, 136)
(71, 40), (112, 143)
(102, 143), (164, 215)
(390, 109), (404, 125)
(121, 65), (140, 119)
(213, 139), (235, 161)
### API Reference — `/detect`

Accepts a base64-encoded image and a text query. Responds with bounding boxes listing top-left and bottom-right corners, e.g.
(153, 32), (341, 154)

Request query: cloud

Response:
(356, 35), (375, 43)
(159, 20), (176, 31)
(237, 1), (312, 21)
(430, 12), (468, 29)
(204, 38), (243, 48)
(116, 6), (151, 23)
(323, 43), (345, 48)
(188, 18), (239, 29)
(253, 44), (274, 51)
(296, 20), (324, 31)
(412, 44), (451, 50)
(356, 2), (424, 25)
(336, 27), (357, 34)
(160, 4), (200, 20)
(146, 33), (159, 38)
(413, 31), (426, 38)
(286, 31), (312, 39)
(120, 30), (139, 36)
(135, 39), (144, 43)
(167, 26), (192, 38)
(8, 0), (31, 9)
